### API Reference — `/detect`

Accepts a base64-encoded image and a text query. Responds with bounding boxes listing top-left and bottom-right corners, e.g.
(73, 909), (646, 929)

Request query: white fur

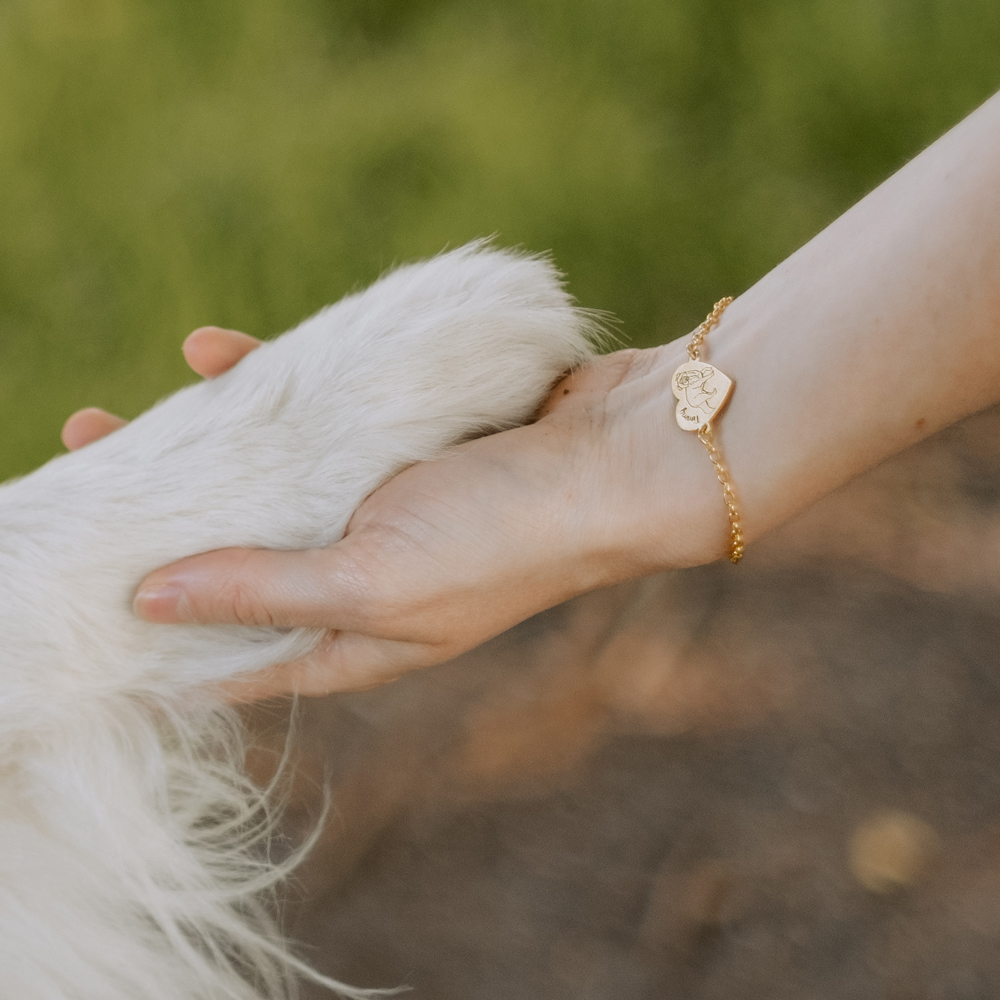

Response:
(0, 243), (596, 999)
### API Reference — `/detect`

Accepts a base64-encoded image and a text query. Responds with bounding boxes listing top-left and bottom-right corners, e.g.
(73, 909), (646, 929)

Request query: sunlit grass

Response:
(1, 0), (998, 477)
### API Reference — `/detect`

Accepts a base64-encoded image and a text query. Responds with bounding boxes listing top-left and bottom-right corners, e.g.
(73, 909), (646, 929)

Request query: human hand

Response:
(66, 327), (725, 700)
(62, 90), (1000, 701)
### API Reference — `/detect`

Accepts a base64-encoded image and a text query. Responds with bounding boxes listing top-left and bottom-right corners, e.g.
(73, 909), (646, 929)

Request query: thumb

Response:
(133, 543), (375, 632)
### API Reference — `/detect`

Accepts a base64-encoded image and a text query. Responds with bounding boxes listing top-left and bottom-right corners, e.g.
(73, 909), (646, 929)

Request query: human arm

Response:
(70, 89), (1000, 698)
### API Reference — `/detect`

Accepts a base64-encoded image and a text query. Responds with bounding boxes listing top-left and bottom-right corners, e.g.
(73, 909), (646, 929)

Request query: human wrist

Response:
(578, 340), (738, 581)
(645, 338), (748, 568)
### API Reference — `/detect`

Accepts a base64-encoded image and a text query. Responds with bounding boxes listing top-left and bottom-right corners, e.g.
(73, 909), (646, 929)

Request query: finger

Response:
(133, 544), (377, 633)
(182, 327), (262, 379)
(61, 408), (129, 450)
(216, 630), (441, 702)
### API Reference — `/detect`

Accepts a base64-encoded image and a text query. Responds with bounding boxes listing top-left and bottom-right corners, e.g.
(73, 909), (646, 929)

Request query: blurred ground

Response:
(2, 0), (1000, 477)
(241, 404), (1000, 998)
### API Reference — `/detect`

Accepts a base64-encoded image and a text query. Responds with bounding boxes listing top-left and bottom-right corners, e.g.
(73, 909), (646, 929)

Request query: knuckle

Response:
(226, 580), (274, 628)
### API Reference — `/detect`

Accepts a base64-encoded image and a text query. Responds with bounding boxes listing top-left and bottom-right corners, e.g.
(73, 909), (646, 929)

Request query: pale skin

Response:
(65, 89), (1000, 700)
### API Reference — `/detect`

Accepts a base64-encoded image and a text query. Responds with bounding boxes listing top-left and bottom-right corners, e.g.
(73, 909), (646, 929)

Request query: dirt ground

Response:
(245, 404), (1000, 1000)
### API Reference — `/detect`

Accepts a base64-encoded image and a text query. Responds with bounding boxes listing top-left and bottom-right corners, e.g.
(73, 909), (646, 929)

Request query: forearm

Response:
(657, 88), (1000, 557)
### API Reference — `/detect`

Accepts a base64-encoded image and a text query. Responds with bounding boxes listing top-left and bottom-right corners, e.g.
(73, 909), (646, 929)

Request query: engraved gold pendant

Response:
(671, 361), (734, 431)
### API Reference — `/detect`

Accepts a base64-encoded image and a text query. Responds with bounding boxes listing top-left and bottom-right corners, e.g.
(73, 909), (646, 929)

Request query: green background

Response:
(1, 0), (999, 479)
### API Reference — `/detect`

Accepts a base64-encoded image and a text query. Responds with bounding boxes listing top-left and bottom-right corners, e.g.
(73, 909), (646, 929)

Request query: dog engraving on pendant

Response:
(671, 361), (734, 431)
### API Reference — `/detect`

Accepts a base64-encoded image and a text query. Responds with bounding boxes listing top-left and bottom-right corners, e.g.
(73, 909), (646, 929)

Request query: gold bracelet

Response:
(671, 297), (744, 564)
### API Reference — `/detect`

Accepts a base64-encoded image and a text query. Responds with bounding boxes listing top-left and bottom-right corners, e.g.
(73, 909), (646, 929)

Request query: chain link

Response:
(697, 422), (744, 564)
(687, 296), (733, 362)
(687, 296), (742, 564)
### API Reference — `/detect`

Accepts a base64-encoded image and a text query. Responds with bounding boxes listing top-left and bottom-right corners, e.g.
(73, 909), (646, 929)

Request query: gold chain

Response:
(687, 296), (733, 361)
(674, 297), (743, 564)
(697, 422), (744, 564)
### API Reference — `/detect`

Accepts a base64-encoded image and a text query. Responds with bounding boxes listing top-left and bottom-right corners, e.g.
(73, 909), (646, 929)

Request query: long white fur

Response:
(0, 243), (596, 1000)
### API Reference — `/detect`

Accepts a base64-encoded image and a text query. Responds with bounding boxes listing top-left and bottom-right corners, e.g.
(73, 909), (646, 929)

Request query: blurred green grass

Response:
(1, 0), (998, 478)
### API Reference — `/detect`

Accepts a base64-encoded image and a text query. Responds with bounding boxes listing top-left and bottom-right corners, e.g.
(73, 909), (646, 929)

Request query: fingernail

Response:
(133, 584), (192, 623)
